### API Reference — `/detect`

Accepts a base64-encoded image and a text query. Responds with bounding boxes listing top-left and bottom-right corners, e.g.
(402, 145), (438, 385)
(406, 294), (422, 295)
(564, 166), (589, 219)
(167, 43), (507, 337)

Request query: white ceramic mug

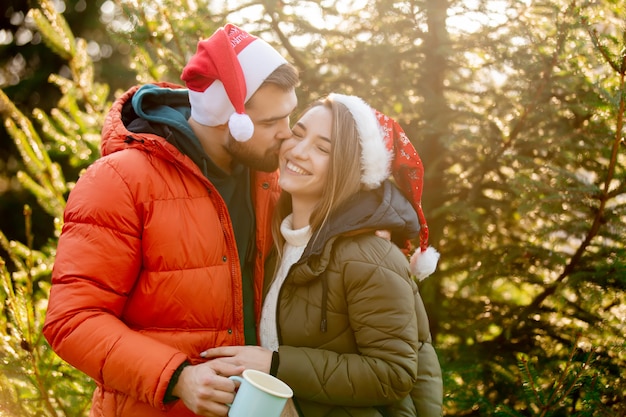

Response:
(228, 369), (293, 417)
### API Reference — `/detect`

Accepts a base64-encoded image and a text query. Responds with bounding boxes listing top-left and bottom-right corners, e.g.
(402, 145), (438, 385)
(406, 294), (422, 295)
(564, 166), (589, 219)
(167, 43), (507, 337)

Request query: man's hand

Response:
(375, 230), (391, 240)
(173, 360), (244, 416)
(200, 345), (273, 374)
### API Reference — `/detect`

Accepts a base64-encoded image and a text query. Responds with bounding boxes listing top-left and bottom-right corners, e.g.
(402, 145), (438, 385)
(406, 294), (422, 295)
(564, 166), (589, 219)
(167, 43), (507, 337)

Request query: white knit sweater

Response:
(259, 214), (311, 351)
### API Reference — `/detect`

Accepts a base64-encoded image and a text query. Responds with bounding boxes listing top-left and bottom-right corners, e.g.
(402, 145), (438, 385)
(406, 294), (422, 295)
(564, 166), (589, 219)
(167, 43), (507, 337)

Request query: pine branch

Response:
(511, 17), (626, 333)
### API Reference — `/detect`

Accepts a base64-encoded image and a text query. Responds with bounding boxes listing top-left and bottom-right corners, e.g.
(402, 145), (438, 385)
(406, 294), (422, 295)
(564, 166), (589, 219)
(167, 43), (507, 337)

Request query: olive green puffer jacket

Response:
(269, 181), (443, 417)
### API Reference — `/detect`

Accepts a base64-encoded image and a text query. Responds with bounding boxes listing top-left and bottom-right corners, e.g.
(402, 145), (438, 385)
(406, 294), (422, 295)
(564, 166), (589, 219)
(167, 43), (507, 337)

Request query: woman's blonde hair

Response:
(271, 96), (364, 253)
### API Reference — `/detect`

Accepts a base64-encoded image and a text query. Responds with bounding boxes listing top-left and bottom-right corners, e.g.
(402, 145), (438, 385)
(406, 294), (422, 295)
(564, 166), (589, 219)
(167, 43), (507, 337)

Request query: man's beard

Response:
(227, 137), (280, 172)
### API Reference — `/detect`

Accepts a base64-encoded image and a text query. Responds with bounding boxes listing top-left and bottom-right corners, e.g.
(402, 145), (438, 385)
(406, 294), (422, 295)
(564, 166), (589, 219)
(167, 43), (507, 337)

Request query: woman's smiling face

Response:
(278, 105), (332, 205)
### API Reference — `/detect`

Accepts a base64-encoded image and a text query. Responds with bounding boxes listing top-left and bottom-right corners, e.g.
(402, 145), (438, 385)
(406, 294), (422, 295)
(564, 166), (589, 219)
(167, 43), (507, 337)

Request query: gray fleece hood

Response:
(303, 180), (420, 260)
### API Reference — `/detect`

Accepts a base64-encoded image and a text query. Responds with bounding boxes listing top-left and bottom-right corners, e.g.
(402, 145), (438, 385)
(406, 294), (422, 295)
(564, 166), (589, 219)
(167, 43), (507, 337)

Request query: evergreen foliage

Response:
(0, 0), (624, 415)
(436, 1), (625, 414)
(0, 1), (108, 414)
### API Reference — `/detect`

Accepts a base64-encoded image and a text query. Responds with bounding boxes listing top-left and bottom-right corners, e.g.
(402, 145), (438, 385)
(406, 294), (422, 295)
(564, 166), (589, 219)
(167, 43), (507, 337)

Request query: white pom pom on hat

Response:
(228, 112), (254, 142)
(328, 93), (440, 280)
(181, 24), (287, 142)
(410, 246), (441, 281)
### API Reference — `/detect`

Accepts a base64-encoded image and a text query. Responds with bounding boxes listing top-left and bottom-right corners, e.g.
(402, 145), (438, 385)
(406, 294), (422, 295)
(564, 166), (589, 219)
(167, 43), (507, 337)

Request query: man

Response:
(43, 24), (299, 417)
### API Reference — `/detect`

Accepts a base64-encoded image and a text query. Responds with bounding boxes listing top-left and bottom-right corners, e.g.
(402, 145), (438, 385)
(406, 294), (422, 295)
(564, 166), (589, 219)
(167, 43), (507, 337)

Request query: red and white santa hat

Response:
(181, 24), (287, 142)
(329, 93), (440, 281)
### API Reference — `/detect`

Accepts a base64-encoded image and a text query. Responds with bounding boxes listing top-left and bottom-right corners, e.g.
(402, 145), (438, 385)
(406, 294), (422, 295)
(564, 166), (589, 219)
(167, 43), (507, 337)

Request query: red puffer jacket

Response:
(43, 83), (280, 416)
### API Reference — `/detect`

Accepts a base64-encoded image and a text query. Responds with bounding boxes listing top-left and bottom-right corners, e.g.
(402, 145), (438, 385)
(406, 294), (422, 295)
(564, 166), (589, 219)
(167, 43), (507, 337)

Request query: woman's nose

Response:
(291, 137), (310, 158)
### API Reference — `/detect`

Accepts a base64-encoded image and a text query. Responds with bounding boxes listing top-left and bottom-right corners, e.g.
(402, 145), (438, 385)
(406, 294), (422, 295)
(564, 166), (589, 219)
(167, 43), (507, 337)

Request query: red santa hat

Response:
(181, 24), (287, 142)
(329, 93), (440, 281)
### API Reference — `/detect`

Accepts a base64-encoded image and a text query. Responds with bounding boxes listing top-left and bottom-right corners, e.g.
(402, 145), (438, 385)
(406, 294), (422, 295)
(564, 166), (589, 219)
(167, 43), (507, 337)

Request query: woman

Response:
(204, 94), (443, 416)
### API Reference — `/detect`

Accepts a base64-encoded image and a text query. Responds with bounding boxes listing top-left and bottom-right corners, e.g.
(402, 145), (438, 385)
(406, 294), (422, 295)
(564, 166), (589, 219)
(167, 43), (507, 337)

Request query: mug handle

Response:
(226, 375), (244, 408)
(229, 375), (244, 385)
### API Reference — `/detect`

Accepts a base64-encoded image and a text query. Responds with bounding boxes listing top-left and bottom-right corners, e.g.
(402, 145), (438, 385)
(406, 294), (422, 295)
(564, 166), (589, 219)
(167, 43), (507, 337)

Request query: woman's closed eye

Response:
(316, 142), (330, 154)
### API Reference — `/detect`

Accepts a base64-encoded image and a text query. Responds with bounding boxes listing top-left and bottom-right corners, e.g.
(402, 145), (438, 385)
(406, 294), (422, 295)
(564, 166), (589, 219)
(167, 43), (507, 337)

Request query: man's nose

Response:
(276, 118), (292, 139)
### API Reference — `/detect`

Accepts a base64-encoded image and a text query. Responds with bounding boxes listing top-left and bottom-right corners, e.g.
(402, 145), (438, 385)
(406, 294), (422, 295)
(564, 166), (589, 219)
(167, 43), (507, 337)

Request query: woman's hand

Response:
(201, 345), (273, 374)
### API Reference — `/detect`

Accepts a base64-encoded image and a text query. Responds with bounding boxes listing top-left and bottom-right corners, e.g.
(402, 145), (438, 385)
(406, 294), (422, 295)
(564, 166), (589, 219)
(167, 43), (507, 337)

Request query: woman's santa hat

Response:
(181, 24), (287, 142)
(329, 93), (440, 281)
